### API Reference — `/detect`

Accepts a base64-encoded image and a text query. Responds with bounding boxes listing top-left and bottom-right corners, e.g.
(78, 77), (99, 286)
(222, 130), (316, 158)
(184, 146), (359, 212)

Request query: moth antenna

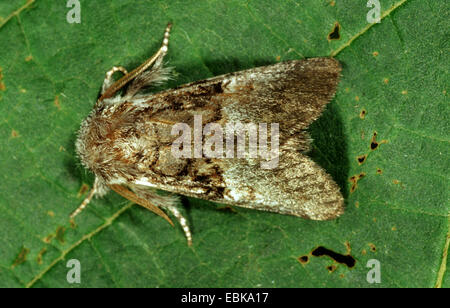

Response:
(101, 66), (128, 95)
(70, 178), (99, 219)
(98, 22), (173, 102)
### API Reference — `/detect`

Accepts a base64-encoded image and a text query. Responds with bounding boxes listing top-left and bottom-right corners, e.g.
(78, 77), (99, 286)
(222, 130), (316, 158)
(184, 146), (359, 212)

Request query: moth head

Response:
(75, 106), (114, 183)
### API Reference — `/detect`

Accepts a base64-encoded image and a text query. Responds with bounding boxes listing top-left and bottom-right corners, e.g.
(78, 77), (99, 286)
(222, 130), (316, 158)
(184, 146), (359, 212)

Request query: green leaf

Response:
(0, 0), (448, 288)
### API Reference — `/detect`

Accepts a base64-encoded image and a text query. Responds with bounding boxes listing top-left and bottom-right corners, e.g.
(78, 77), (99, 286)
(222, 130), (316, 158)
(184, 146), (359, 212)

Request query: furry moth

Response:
(72, 23), (344, 246)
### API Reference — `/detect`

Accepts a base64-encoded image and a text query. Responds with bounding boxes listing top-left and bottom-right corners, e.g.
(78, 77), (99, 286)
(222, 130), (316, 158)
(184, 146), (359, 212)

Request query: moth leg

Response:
(99, 23), (173, 101)
(70, 177), (101, 219)
(161, 204), (193, 246)
(101, 66), (129, 94)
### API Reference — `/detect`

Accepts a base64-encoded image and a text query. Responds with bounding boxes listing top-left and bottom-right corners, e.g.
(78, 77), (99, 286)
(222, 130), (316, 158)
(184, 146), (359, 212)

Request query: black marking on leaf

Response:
(311, 246), (356, 268)
(298, 255), (309, 264)
(357, 154), (367, 165)
(328, 22), (341, 40)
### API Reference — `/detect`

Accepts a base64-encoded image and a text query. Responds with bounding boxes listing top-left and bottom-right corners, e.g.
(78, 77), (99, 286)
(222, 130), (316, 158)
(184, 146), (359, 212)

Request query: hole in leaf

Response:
(311, 246), (356, 268)
(328, 22), (341, 40)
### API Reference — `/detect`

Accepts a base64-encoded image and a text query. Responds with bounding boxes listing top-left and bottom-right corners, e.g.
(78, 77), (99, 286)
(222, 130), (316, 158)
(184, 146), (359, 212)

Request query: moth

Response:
(72, 23), (344, 246)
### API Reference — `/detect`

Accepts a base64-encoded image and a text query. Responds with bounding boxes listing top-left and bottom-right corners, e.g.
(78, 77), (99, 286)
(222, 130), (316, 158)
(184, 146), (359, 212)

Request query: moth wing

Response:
(217, 152), (344, 220)
(129, 58), (343, 220)
(145, 58), (341, 143)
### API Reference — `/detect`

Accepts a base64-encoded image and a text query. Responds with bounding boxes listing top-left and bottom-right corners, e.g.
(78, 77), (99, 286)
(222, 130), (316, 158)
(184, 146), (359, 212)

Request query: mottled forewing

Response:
(131, 58), (343, 220)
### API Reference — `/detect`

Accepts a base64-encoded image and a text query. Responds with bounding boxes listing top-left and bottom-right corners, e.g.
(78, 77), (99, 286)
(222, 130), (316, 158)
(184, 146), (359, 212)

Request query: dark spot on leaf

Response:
(370, 141), (378, 150)
(44, 234), (54, 243)
(311, 246), (356, 268)
(328, 22), (341, 40)
(12, 247), (29, 268)
(359, 109), (366, 119)
(358, 172), (366, 179)
(370, 131), (387, 150)
(298, 255), (309, 264)
(56, 226), (66, 244)
(327, 265), (337, 273)
(368, 243), (376, 252)
(376, 168), (383, 175)
(357, 154), (367, 165)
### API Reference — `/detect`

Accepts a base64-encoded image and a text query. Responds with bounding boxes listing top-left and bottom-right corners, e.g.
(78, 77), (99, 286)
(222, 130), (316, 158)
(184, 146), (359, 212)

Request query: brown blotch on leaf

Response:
(372, 51), (379, 57)
(25, 55), (33, 62)
(328, 22), (341, 40)
(345, 241), (352, 254)
(349, 172), (366, 193)
(392, 179), (405, 189)
(311, 246), (356, 268)
(54, 95), (61, 110)
(0, 66), (5, 91)
(298, 255), (309, 265)
(361, 249), (367, 255)
(36, 248), (47, 265)
(44, 234), (54, 244)
(359, 109), (367, 119)
(383, 78), (389, 84)
(329, 0), (336, 6)
(357, 154), (367, 165)
(56, 226), (66, 244)
(12, 247), (30, 268)
(47, 211), (55, 217)
(11, 129), (19, 138)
